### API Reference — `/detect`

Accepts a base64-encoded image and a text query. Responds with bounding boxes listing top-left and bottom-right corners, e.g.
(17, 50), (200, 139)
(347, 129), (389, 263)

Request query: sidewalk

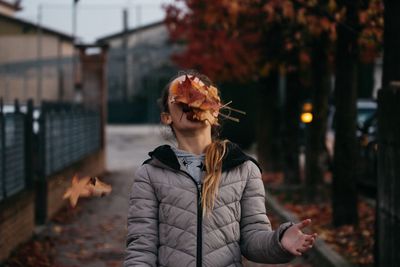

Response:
(5, 125), (313, 267)
(50, 125), (169, 267)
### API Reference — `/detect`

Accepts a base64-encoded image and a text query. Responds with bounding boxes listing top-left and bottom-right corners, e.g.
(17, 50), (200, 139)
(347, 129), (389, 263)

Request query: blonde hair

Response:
(202, 139), (229, 216)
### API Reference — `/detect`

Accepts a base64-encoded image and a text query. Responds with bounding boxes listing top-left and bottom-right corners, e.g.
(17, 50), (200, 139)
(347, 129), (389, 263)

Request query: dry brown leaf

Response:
(63, 174), (112, 207)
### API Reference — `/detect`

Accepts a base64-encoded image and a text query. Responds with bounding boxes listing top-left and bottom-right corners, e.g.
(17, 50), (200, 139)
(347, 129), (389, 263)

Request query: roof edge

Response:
(96, 20), (164, 43)
(0, 13), (73, 41)
(0, 0), (22, 11)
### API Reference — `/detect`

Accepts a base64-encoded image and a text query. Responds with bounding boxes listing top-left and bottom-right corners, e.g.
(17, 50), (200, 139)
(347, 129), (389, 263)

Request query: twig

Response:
(219, 112), (240, 122)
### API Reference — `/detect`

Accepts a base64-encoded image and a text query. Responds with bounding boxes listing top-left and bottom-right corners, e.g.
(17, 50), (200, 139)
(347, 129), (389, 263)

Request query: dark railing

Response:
(39, 102), (101, 176)
(0, 100), (28, 201)
(0, 99), (101, 204)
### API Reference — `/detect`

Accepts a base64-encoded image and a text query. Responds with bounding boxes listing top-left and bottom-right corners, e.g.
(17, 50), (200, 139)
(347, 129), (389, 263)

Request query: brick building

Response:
(0, 0), (75, 105)
(97, 21), (179, 123)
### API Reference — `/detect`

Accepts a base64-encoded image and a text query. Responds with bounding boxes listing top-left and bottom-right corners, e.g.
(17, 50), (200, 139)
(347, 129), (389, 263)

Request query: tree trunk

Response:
(305, 35), (331, 199)
(382, 0), (400, 89)
(331, 0), (359, 226)
(256, 72), (282, 172)
(283, 71), (301, 184)
(357, 61), (374, 98)
(376, 1), (400, 265)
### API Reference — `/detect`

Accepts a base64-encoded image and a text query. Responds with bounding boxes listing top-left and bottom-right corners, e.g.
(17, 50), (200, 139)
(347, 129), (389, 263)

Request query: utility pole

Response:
(123, 8), (129, 101)
(72, 0), (82, 103)
(136, 4), (142, 27)
(36, 4), (43, 105)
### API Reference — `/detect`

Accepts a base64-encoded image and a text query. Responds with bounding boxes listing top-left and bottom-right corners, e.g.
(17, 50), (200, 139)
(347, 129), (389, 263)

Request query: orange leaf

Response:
(63, 174), (112, 207)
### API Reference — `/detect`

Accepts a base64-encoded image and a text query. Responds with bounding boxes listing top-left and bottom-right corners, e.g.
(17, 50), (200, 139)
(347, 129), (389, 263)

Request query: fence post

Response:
(0, 98), (5, 199)
(376, 84), (400, 266)
(14, 98), (20, 113)
(25, 99), (34, 190)
(35, 102), (47, 224)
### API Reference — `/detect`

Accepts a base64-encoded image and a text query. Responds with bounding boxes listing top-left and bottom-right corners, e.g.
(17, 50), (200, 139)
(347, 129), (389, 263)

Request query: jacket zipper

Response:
(179, 170), (202, 267)
(196, 182), (202, 267)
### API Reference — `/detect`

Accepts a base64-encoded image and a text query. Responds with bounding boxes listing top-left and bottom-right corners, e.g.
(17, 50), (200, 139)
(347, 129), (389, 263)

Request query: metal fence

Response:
(0, 99), (101, 203)
(40, 102), (101, 176)
(0, 100), (27, 201)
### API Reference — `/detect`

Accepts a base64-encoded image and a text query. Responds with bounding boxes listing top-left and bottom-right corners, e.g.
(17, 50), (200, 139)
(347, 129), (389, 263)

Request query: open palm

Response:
(281, 219), (317, 256)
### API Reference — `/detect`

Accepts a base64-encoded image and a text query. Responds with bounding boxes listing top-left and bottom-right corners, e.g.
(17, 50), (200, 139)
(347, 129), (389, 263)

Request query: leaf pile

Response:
(280, 198), (375, 266)
(3, 238), (56, 267)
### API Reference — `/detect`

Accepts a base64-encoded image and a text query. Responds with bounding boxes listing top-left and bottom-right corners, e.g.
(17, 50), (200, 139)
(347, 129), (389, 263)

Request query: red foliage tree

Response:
(164, 0), (264, 82)
(164, 2), (384, 214)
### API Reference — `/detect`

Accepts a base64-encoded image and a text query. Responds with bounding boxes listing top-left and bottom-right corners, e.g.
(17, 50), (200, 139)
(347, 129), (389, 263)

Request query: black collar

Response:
(143, 142), (261, 173)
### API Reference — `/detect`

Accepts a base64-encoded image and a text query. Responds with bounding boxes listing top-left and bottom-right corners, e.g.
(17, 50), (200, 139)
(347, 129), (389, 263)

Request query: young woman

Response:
(124, 71), (317, 267)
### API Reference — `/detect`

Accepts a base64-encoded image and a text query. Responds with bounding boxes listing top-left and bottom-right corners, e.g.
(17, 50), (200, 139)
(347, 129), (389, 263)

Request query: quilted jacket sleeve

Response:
(124, 165), (159, 267)
(240, 162), (295, 264)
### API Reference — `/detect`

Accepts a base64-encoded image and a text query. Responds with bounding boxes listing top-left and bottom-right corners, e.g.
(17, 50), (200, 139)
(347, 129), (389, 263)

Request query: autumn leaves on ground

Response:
(264, 173), (375, 266)
(4, 171), (126, 267)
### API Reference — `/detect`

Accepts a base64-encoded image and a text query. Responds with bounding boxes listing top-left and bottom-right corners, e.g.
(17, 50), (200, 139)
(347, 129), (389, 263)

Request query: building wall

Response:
(0, 34), (75, 104)
(0, 5), (17, 17)
(0, 191), (35, 262)
(0, 17), (38, 35)
(103, 23), (179, 123)
(0, 14), (75, 104)
(0, 35), (74, 64)
(106, 23), (175, 99)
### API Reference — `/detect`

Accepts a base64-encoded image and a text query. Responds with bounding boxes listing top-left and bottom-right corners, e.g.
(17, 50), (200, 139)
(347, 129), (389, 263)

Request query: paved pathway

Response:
(47, 125), (169, 267)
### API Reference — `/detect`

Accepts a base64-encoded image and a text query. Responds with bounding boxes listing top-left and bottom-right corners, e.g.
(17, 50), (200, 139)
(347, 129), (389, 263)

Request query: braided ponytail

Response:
(202, 139), (229, 216)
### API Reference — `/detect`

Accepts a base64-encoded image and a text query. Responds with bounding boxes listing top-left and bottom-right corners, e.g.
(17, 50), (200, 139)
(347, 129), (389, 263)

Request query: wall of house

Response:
(0, 191), (35, 262)
(0, 35), (74, 64)
(0, 5), (17, 17)
(0, 34), (75, 104)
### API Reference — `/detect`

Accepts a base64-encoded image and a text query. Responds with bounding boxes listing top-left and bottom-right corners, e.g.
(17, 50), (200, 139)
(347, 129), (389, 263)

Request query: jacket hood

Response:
(142, 142), (261, 173)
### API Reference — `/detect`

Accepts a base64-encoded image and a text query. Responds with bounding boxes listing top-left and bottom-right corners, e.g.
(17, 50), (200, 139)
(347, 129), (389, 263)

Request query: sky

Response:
(16, 0), (172, 42)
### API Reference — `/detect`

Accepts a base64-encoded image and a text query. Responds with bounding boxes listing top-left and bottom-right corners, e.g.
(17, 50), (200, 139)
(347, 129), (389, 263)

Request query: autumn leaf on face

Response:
(170, 75), (222, 125)
(170, 75), (244, 124)
(171, 75), (221, 111)
(63, 174), (112, 207)
(170, 76), (192, 104)
(186, 108), (219, 126)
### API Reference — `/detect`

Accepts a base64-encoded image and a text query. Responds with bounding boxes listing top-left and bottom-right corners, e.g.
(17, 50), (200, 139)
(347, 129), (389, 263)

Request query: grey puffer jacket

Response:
(124, 143), (295, 267)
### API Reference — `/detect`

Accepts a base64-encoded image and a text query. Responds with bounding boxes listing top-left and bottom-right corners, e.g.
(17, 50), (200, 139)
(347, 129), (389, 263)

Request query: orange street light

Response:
(301, 112), (313, 124)
(301, 102), (313, 124)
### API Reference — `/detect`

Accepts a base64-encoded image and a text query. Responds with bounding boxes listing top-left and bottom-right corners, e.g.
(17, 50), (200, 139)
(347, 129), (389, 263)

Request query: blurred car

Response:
(355, 101), (377, 196)
(326, 99), (377, 196)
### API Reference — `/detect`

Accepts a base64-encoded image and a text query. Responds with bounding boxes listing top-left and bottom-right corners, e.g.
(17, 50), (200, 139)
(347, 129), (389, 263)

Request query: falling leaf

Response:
(63, 174), (112, 207)
(89, 177), (113, 197)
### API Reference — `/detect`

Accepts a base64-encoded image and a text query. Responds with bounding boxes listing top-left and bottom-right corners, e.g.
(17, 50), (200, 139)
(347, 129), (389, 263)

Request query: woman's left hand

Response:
(281, 219), (317, 256)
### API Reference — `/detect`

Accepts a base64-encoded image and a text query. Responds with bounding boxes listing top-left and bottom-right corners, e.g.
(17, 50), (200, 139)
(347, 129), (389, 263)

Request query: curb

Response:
(265, 190), (354, 267)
